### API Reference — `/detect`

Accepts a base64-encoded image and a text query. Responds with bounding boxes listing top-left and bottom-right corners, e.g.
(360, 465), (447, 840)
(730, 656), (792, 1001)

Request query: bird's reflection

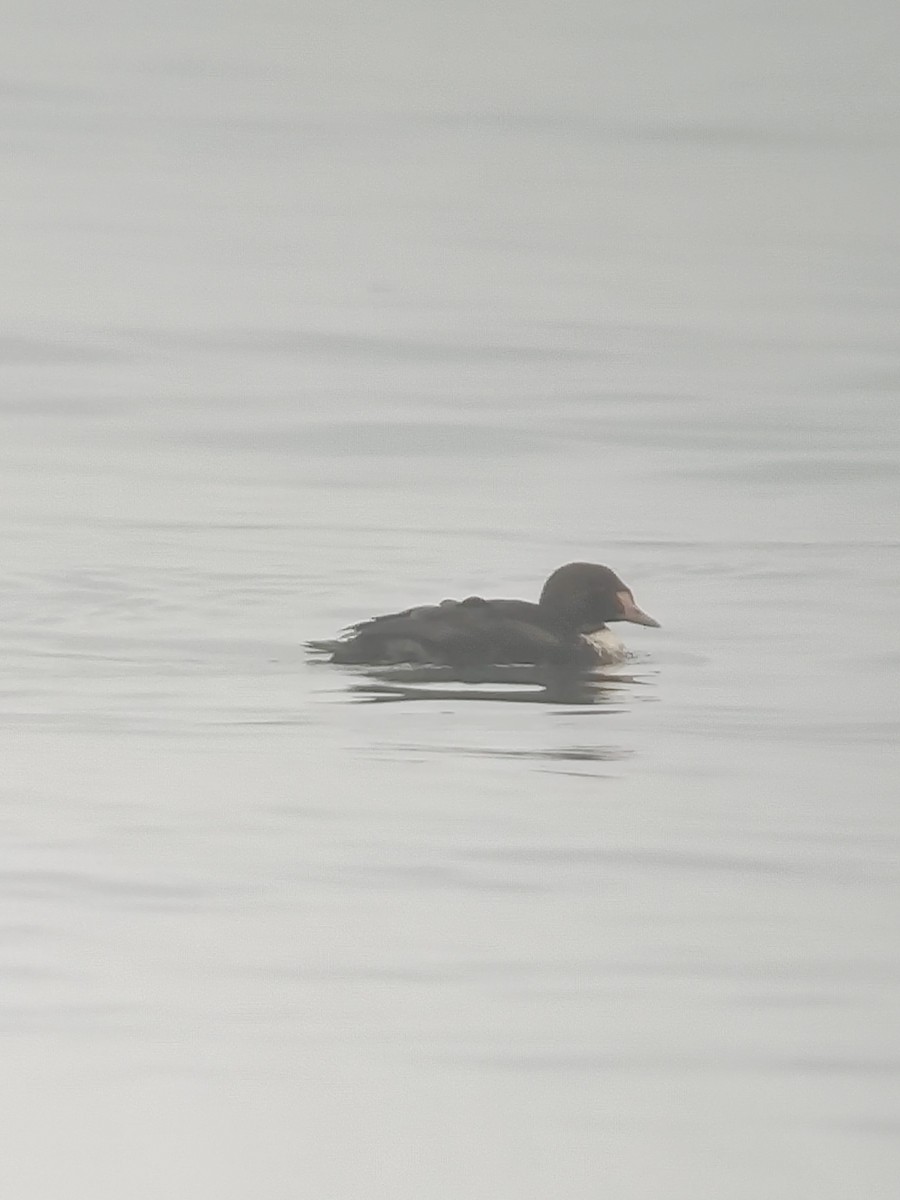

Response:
(345, 663), (644, 705)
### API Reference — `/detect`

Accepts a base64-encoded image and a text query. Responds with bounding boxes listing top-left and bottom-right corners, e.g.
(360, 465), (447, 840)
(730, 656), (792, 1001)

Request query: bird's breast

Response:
(580, 627), (629, 664)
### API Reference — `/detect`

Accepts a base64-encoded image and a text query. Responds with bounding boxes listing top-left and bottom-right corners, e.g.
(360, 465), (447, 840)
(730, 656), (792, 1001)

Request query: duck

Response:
(310, 562), (659, 668)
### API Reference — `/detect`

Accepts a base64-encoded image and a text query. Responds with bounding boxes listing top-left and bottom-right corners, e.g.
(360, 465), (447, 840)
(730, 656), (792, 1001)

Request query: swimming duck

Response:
(311, 562), (659, 668)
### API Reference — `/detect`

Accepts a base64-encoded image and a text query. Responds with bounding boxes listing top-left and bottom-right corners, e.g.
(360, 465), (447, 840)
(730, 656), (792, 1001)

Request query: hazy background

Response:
(1, 1), (898, 1196)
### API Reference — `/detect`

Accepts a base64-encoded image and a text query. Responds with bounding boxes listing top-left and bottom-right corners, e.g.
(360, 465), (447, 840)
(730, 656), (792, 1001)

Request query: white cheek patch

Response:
(581, 627), (629, 664)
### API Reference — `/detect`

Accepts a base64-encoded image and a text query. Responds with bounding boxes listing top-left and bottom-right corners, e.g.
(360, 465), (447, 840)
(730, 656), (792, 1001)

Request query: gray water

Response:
(2, 2), (899, 1196)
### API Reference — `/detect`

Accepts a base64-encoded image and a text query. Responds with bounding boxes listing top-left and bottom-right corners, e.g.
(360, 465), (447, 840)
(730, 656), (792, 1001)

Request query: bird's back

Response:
(325, 596), (572, 666)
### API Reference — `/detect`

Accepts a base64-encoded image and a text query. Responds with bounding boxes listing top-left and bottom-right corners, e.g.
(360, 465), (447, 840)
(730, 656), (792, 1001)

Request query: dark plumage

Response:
(310, 562), (659, 668)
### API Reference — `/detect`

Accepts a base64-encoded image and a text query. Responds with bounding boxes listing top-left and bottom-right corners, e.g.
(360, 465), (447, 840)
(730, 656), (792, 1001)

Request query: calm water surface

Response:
(1, 2), (899, 1197)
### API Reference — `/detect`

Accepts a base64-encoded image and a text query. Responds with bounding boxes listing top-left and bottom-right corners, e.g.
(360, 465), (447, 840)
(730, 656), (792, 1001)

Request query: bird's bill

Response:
(615, 590), (660, 627)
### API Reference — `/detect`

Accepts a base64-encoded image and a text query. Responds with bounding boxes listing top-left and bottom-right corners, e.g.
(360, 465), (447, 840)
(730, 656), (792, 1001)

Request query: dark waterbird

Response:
(309, 562), (659, 669)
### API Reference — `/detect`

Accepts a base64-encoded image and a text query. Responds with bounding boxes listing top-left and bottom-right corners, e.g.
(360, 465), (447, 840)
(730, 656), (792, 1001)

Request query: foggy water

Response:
(2, 2), (899, 1196)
